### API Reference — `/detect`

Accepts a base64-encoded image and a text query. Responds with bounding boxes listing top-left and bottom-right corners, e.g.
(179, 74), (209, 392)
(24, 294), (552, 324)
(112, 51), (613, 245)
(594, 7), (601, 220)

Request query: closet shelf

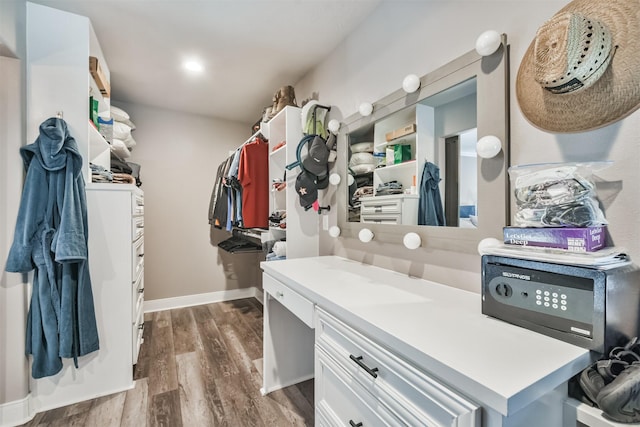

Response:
(374, 160), (416, 174)
(270, 144), (286, 157)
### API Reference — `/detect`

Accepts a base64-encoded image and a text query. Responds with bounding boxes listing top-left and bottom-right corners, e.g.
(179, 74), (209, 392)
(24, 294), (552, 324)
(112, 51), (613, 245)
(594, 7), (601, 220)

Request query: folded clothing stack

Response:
(349, 142), (375, 175)
(110, 106), (137, 159)
(90, 163), (113, 183)
(376, 180), (403, 196)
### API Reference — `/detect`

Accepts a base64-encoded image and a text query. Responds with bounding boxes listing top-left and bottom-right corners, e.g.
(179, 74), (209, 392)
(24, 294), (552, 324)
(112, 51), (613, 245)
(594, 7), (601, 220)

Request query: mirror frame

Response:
(335, 36), (510, 254)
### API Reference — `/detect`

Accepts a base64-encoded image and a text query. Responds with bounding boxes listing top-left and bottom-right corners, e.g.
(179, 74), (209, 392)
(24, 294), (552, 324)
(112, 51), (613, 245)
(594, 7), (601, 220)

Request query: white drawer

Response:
(316, 346), (403, 427)
(132, 237), (144, 279)
(132, 270), (144, 320)
(132, 216), (144, 241)
(263, 274), (314, 328)
(316, 308), (480, 427)
(361, 214), (401, 224)
(132, 192), (144, 216)
(132, 307), (144, 364)
(360, 198), (402, 215)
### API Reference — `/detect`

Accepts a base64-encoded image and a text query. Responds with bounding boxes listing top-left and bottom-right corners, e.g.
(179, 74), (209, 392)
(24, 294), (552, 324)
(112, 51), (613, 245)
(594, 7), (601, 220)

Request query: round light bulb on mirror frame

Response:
(477, 237), (502, 255)
(476, 135), (502, 158)
(358, 102), (374, 117)
(403, 232), (421, 250)
(347, 174), (355, 186)
(402, 74), (421, 93)
(328, 119), (341, 134)
(329, 173), (341, 186)
(475, 30), (502, 56)
(358, 228), (374, 243)
(328, 225), (341, 238)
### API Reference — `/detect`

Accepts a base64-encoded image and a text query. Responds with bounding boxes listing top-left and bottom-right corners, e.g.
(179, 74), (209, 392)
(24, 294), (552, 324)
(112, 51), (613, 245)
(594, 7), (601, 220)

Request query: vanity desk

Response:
(261, 256), (592, 426)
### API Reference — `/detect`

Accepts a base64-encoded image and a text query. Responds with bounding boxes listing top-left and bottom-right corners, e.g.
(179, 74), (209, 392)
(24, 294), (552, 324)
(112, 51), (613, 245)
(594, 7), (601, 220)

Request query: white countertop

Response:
(261, 255), (592, 417)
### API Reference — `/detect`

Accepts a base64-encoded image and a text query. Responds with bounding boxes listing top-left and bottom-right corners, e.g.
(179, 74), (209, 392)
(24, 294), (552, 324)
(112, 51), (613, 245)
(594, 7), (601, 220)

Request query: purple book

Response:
(503, 226), (606, 252)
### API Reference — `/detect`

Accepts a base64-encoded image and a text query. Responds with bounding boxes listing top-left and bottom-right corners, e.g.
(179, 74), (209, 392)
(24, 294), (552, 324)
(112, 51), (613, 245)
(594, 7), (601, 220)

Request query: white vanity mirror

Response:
(336, 36), (509, 253)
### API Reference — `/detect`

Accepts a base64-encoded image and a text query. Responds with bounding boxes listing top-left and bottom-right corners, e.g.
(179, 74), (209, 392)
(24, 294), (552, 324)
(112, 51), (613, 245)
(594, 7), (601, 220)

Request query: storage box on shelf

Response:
(89, 56), (111, 98)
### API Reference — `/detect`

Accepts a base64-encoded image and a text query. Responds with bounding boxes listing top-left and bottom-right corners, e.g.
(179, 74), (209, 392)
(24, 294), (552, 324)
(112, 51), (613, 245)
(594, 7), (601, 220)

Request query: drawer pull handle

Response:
(276, 291), (284, 298)
(349, 421), (363, 427)
(349, 354), (378, 378)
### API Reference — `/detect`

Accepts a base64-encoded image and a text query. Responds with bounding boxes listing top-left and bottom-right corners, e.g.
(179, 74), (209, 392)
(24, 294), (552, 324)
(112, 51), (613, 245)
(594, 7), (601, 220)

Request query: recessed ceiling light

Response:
(183, 60), (204, 73)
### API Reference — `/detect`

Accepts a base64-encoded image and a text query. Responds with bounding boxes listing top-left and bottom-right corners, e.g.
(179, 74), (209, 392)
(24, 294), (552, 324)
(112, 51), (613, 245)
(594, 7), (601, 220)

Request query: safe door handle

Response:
(349, 421), (363, 427)
(349, 354), (379, 378)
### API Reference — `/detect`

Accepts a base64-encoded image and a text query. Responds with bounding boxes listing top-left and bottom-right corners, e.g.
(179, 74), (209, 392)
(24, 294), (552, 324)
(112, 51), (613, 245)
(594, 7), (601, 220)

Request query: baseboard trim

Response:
(0, 394), (33, 427)
(144, 287), (263, 313)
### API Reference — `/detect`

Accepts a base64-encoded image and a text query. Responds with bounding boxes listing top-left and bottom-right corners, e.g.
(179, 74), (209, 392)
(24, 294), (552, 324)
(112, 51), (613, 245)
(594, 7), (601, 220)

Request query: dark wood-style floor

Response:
(20, 298), (314, 426)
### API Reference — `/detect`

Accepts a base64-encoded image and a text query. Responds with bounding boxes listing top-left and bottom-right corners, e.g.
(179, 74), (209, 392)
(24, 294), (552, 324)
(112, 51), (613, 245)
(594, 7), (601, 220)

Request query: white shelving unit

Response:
(266, 106), (319, 259)
(25, 3), (142, 413)
(27, 2), (111, 184)
(371, 106), (424, 193)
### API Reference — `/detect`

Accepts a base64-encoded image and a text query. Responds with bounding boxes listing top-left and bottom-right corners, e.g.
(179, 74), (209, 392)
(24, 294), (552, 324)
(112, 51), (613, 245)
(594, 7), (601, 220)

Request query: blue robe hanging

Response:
(5, 117), (99, 379)
(418, 161), (446, 226)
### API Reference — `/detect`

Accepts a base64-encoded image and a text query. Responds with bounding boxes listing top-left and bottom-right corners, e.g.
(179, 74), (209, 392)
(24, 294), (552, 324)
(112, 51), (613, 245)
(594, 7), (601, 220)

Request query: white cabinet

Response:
(260, 256), (593, 427)
(25, 3), (144, 412)
(360, 194), (419, 225)
(30, 185), (143, 411)
(87, 184), (145, 367)
(27, 2), (111, 184)
(266, 106), (319, 259)
(261, 274), (315, 395)
(316, 308), (480, 426)
(130, 191), (145, 364)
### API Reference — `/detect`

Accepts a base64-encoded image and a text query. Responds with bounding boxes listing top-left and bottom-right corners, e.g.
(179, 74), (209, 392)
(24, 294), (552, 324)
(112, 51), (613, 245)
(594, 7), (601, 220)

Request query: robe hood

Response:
(423, 162), (441, 189)
(22, 117), (83, 174)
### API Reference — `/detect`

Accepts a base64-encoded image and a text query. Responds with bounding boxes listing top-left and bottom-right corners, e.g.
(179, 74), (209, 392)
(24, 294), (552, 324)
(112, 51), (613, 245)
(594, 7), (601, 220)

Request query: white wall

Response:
(0, 0), (25, 57)
(0, 55), (29, 417)
(0, 0), (29, 415)
(111, 102), (261, 302)
(297, 0), (640, 293)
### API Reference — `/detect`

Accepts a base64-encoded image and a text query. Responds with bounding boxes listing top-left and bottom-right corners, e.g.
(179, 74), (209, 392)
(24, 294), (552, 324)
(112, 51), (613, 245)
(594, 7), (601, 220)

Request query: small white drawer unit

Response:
(131, 190), (144, 364)
(359, 194), (419, 225)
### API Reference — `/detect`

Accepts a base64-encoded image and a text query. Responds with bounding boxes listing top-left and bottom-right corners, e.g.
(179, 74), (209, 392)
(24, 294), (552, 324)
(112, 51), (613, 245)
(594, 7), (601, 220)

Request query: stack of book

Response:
(502, 225), (606, 253)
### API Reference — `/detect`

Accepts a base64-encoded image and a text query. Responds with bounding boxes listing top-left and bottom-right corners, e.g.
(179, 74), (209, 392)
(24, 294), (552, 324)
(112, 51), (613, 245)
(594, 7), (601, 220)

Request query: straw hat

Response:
(516, 0), (640, 133)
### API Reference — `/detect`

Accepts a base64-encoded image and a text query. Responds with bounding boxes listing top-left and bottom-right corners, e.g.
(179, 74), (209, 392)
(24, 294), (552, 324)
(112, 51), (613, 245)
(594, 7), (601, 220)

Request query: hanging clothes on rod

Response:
(238, 135), (269, 228)
(208, 153), (234, 228)
(5, 117), (100, 379)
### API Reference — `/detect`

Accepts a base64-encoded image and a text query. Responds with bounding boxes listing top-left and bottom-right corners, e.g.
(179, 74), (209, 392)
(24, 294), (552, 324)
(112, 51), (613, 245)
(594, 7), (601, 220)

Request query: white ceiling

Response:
(29, 0), (382, 124)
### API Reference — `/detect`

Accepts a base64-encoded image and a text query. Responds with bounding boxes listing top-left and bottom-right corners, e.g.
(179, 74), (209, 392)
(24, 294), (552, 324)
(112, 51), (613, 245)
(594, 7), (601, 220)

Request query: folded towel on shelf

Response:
(112, 173), (136, 184)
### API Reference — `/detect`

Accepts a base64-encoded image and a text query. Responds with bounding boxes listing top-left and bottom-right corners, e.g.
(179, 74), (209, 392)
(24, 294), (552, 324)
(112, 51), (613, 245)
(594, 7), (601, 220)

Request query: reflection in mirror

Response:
(348, 77), (478, 228)
(337, 37), (509, 254)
